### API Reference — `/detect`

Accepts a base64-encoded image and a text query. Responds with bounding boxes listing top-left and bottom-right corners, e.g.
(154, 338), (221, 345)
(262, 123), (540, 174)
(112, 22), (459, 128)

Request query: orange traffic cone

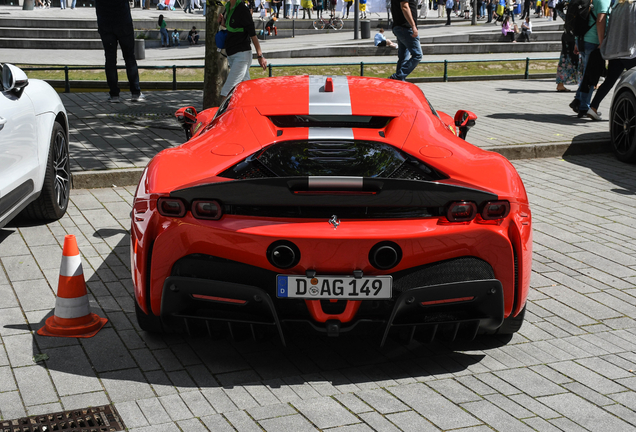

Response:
(37, 235), (108, 338)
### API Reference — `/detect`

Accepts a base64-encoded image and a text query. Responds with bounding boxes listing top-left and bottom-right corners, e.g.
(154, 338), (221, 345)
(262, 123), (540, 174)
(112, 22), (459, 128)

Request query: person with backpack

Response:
(566, 0), (611, 118)
(587, 0), (636, 120)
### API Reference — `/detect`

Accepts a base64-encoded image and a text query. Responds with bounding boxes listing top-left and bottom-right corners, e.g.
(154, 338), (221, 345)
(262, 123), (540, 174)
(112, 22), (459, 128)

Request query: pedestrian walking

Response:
(587, 0), (636, 120)
(569, 0), (611, 117)
(95, 0), (144, 102)
(219, 0), (268, 97)
(389, 0), (422, 80)
(445, 0), (453, 24)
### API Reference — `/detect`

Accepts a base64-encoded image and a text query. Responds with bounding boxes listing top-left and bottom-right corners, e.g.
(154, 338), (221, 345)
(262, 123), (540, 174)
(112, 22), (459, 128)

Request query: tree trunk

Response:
(203, 1), (229, 109)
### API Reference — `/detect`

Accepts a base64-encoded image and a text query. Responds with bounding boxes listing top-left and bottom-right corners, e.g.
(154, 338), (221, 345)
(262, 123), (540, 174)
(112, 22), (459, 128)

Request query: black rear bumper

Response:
(160, 276), (504, 346)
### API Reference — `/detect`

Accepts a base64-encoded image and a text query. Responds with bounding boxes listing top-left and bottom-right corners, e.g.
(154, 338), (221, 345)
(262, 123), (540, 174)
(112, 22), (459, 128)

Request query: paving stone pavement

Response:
(1, 154), (636, 431)
(63, 78), (611, 174)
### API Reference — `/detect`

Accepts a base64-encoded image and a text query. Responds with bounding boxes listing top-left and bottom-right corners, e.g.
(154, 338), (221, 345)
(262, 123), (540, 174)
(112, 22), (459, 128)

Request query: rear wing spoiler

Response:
(170, 177), (498, 208)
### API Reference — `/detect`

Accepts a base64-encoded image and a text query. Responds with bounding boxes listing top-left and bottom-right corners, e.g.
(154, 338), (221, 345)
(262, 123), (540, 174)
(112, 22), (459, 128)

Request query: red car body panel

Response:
(131, 75), (532, 342)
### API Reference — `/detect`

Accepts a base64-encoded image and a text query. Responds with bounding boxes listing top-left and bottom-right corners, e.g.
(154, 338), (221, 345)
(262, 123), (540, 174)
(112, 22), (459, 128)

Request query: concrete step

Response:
(0, 27), (99, 39)
(0, 37), (103, 49)
(264, 40), (562, 58)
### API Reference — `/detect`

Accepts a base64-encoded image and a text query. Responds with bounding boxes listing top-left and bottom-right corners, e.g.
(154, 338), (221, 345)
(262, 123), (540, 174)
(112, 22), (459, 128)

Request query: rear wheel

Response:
(21, 121), (70, 221)
(313, 19), (325, 30)
(332, 18), (344, 30)
(135, 300), (164, 333)
(611, 90), (636, 163)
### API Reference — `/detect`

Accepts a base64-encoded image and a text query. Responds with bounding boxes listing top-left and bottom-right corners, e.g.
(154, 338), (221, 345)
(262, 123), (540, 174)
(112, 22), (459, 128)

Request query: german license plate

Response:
(276, 275), (392, 299)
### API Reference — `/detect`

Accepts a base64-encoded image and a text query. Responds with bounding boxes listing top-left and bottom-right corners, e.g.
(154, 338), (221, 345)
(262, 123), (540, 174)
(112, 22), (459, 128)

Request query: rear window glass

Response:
(269, 115), (392, 129)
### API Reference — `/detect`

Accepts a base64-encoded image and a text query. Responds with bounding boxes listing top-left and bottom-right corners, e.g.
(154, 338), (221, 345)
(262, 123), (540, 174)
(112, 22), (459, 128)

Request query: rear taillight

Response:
(481, 201), (510, 220)
(157, 198), (186, 217)
(192, 200), (223, 220)
(446, 201), (477, 222)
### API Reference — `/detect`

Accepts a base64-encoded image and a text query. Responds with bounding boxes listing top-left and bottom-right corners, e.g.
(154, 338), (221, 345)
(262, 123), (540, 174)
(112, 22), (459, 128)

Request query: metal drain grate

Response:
(1, 404), (126, 432)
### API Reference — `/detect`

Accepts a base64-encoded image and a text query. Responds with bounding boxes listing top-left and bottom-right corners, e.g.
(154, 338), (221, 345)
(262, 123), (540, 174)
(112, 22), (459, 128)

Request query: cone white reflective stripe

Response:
(54, 295), (91, 319)
(59, 254), (83, 277)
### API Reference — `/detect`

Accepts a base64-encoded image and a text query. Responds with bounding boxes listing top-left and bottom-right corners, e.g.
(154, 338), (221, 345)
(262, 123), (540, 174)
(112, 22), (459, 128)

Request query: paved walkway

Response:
(1, 153), (635, 431)
(61, 78), (611, 187)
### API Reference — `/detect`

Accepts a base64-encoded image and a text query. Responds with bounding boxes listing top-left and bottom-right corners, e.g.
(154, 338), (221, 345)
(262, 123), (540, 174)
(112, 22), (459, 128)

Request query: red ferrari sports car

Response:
(131, 76), (532, 346)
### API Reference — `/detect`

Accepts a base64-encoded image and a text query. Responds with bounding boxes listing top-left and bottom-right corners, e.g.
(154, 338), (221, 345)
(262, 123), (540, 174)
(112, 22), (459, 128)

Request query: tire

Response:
(313, 19), (325, 30)
(332, 18), (344, 30)
(21, 121), (71, 221)
(610, 90), (636, 163)
(135, 300), (164, 333)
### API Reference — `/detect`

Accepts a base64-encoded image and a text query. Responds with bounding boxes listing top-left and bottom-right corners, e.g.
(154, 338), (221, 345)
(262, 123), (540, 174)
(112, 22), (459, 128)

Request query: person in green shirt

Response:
(571, 0), (610, 117)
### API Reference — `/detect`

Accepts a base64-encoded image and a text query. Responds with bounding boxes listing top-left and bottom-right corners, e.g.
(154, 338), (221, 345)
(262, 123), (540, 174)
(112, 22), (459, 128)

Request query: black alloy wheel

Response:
(22, 121), (71, 221)
(610, 90), (636, 163)
(52, 125), (71, 210)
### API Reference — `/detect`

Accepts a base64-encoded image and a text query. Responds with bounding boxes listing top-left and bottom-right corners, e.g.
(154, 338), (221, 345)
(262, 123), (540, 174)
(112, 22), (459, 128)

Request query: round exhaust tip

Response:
(369, 242), (402, 270)
(267, 241), (300, 269)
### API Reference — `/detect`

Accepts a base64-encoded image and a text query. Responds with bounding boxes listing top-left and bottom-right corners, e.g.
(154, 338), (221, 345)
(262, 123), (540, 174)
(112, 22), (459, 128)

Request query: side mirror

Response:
(175, 106), (198, 125)
(2, 63), (29, 97)
(453, 110), (477, 140)
(175, 106), (198, 140)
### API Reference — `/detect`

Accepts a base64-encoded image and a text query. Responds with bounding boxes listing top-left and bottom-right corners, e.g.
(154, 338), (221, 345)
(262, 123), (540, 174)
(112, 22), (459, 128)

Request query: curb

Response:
(70, 140), (612, 190)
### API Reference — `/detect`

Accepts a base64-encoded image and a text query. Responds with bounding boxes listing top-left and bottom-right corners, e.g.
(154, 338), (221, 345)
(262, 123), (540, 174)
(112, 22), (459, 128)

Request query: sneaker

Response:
(587, 109), (602, 120)
(108, 95), (120, 103)
(132, 93), (146, 102)
(568, 98), (580, 113)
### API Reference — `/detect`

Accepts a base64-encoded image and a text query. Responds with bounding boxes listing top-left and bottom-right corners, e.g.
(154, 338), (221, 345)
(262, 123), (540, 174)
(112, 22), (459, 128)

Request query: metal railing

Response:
(20, 57), (560, 93)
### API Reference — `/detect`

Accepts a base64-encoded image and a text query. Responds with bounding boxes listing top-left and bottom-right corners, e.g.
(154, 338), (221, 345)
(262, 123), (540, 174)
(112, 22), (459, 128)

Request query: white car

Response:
(0, 64), (70, 229)
(610, 67), (636, 164)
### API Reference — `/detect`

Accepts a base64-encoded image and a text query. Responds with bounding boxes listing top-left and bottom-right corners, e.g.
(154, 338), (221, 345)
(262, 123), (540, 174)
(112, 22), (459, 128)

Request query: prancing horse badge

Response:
(328, 215), (340, 230)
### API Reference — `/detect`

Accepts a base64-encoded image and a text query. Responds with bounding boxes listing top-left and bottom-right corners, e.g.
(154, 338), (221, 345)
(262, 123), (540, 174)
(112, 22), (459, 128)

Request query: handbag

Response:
(600, 0), (636, 60)
(215, 29), (228, 51)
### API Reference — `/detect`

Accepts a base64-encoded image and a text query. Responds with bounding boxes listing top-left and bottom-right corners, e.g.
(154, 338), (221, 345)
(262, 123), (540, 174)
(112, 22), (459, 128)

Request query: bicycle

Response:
(313, 14), (344, 30)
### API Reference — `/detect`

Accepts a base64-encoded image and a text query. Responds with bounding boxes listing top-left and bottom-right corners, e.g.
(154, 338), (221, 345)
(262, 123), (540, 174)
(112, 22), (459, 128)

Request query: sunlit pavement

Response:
(1, 154), (635, 431)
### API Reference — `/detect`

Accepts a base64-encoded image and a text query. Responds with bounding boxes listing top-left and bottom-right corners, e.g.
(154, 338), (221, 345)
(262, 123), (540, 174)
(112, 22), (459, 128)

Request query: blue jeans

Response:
(575, 40), (598, 112)
(221, 50), (252, 96)
(160, 27), (169, 46)
(391, 26), (422, 81)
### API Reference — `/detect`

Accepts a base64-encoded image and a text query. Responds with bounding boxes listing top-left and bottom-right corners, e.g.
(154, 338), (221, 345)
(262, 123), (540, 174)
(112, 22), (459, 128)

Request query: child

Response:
(172, 28), (180, 46)
(266, 16), (278, 35)
(374, 28), (397, 48)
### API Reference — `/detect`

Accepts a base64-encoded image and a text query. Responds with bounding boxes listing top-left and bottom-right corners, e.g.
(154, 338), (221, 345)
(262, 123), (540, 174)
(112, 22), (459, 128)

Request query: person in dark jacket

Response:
(219, 0), (268, 97)
(95, 0), (144, 102)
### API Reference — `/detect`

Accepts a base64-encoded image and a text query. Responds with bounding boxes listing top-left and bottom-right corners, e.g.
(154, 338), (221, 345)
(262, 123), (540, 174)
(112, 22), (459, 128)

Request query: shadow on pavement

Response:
(487, 112), (589, 125)
(563, 152), (636, 195)
(2, 229), (517, 391)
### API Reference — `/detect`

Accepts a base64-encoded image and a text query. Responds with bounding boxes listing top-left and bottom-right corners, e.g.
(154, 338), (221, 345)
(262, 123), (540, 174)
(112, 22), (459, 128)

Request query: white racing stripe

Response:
(54, 295), (91, 319)
(308, 128), (355, 140)
(308, 176), (363, 189)
(60, 255), (83, 277)
(308, 75), (352, 115)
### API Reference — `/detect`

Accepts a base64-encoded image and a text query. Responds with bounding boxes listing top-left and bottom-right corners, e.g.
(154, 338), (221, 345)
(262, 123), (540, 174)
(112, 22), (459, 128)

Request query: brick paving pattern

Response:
(1, 154), (636, 430)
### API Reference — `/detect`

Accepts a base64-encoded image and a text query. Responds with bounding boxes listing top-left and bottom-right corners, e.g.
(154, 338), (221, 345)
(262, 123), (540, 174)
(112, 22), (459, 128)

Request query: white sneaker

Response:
(132, 93), (146, 102)
(587, 109), (602, 120)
